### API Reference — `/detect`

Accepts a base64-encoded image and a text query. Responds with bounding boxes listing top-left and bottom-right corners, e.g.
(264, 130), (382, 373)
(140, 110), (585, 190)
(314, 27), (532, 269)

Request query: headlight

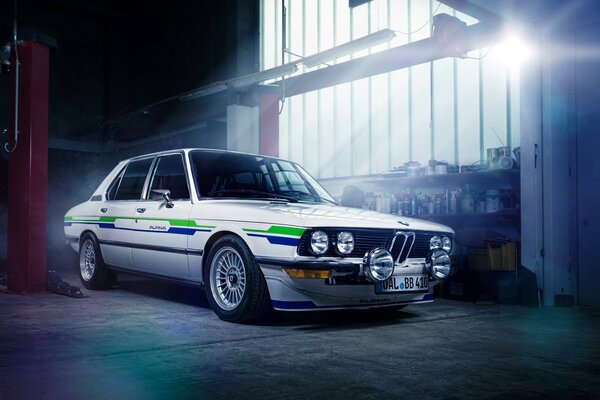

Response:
(429, 249), (451, 280)
(363, 248), (394, 281)
(310, 230), (329, 255)
(430, 235), (442, 250)
(336, 232), (354, 255)
(442, 236), (452, 253)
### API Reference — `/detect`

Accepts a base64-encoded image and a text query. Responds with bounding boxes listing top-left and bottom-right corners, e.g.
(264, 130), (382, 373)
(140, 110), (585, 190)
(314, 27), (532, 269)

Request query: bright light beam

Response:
(493, 35), (532, 71)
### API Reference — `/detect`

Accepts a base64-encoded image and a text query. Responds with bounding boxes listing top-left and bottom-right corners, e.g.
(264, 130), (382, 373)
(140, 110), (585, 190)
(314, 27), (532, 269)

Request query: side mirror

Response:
(151, 189), (174, 208)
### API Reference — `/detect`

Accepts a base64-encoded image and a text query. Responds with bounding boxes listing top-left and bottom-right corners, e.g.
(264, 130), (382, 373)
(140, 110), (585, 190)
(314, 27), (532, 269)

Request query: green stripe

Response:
(243, 226), (305, 237)
(65, 216), (304, 237)
(65, 216), (215, 229)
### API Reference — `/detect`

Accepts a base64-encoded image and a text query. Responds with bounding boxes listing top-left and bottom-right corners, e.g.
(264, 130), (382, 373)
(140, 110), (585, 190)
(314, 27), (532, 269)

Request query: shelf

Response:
(369, 169), (520, 191)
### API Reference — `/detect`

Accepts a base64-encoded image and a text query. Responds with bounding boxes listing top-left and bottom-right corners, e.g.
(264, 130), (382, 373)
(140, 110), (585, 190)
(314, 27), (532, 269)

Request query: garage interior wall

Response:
(260, 0), (520, 178)
(0, 0), (257, 270)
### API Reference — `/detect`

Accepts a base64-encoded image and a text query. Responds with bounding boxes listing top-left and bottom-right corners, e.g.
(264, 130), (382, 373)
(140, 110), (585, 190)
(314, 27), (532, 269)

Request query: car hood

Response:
(194, 200), (454, 234)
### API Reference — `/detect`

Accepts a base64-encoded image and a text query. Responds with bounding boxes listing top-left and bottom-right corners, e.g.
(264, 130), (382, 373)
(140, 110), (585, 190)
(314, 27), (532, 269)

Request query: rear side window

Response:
(106, 166), (125, 201)
(147, 154), (190, 200)
(113, 158), (153, 200)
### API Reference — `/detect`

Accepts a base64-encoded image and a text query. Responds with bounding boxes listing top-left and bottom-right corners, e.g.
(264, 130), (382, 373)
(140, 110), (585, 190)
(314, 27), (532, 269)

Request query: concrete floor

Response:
(0, 271), (599, 400)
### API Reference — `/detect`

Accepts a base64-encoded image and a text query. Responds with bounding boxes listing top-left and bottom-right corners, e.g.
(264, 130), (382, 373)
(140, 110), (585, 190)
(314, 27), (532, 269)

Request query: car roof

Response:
(123, 148), (287, 163)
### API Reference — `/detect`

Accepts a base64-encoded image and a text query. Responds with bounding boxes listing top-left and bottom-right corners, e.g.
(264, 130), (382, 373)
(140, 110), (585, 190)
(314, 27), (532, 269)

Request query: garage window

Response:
(260, 0), (520, 178)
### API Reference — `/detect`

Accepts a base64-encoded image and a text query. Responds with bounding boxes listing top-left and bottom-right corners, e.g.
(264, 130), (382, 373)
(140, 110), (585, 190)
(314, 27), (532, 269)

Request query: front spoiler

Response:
(270, 293), (434, 311)
(259, 260), (436, 311)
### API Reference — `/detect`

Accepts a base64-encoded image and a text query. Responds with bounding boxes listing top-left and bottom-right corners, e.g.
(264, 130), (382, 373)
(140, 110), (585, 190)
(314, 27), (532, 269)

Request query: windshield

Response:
(190, 151), (336, 204)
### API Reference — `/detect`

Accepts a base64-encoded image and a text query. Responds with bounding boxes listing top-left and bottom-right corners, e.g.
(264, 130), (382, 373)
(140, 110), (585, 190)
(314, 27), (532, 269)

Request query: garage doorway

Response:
(576, 22), (600, 306)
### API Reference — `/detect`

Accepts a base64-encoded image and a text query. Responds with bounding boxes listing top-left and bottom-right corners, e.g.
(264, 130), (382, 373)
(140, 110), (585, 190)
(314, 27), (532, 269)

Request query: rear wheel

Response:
(79, 233), (117, 289)
(204, 235), (271, 323)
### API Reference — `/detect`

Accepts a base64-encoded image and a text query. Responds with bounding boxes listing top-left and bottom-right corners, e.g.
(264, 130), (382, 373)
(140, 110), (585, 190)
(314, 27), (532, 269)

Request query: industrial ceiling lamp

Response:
(178, 63), (298, 102)
(230, 63), (298, 89)
(301, 28), (396, 68)
(432, 13), (469, 57)
(179, 83), (230, 101)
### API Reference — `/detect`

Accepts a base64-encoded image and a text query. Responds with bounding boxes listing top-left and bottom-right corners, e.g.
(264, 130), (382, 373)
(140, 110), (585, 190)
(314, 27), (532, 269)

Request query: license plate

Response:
(375, 275), (429, 294)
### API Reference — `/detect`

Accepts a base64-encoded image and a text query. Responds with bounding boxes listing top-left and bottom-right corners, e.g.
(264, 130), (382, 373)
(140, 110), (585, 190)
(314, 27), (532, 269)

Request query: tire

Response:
(78, 233), (117, 290)
(204, 234), (271, 323)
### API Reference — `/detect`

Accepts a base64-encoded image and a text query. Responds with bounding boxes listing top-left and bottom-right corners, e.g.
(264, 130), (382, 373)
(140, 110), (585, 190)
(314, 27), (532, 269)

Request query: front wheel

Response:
(204, 235), (271, 323)
(78, 233), (117, 290)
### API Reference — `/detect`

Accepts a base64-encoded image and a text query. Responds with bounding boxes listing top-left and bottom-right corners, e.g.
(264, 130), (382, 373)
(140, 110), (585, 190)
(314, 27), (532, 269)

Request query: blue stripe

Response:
(64, 221), (211, 235)
(167, 227), (195, 235)
(272, 293), (434, 310)
(271, 300), (317, 309)
(247, 233), (300, 246)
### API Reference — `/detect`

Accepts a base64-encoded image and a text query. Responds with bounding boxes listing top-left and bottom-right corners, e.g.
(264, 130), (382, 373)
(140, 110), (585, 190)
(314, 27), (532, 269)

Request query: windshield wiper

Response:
(208, 189), (298, 202)
(280, 190), (337, 205)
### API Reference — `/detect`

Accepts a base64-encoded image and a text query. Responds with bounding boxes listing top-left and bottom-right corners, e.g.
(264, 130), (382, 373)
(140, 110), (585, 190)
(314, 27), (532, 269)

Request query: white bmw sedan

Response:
(65, 149), (454, 322)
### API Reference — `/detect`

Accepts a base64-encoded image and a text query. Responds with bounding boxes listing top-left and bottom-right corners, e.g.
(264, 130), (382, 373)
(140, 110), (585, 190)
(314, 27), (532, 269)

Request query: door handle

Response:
(100, 208), (108, 213)
(136, 208), (146, 213)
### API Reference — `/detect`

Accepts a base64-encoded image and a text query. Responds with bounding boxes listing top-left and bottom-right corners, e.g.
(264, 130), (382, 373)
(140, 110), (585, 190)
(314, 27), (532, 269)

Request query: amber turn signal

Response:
(283, 268), (330, 279)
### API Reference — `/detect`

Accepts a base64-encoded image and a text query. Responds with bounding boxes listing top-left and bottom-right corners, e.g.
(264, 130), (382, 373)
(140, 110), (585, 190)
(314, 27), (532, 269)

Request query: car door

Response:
(99, 157), (154, 269)
(130, 153), (193, 278)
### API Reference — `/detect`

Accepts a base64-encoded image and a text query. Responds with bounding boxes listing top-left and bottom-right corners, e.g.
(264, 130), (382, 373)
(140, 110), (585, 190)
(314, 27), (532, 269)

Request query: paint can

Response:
(406, 162), (421, 177)
(434, 163), (448, 175)
(424, 165), (436, 176)
(498, 146), (511, 158)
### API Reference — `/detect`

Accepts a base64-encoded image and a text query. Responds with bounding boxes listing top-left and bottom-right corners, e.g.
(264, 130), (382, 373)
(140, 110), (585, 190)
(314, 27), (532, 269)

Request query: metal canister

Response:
(407, 163), (421, 177)
(487, 147), (499, 162)
(498, 146), (511, 157)
(485, 189), (500, 213)
(434, 163), (448, 175)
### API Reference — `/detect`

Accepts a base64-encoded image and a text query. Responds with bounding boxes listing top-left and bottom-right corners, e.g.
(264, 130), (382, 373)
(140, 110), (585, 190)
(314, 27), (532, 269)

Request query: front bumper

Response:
(257, 257), (440, 311)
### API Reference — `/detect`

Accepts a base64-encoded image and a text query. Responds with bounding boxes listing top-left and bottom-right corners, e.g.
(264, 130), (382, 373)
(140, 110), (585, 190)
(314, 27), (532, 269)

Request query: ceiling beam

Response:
(437, 0), (502, 23)
(278, 22), (502, 98)
(48, 138), (103, 153)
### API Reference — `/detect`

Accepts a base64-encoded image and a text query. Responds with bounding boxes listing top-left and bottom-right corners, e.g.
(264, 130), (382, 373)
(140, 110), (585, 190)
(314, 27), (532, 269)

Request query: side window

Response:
(114, 158), (153, 201)
(148, 154), (190, 200)
(106, 167), (125, 201)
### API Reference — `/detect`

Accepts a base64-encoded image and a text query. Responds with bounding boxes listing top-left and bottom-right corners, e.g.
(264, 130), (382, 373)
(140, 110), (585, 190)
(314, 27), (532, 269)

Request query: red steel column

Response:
(7, 41), (49, 293)
(258, 92), (279, 157)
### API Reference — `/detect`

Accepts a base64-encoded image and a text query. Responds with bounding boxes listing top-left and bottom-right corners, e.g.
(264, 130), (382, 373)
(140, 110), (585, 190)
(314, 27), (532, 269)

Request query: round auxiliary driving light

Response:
(310, 230), (329, 255)
(430, 235), (442, 250)
(336, 232), (354, 255)
(441, 236), (452, 253)
(429, 249), (451, 280)
(363, 248), (395, 282)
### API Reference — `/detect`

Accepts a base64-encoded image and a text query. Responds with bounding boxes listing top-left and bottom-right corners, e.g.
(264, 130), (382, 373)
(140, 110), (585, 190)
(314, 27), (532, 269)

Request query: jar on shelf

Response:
(461, 185), (475, 214)
(485, 189), (500, 213)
